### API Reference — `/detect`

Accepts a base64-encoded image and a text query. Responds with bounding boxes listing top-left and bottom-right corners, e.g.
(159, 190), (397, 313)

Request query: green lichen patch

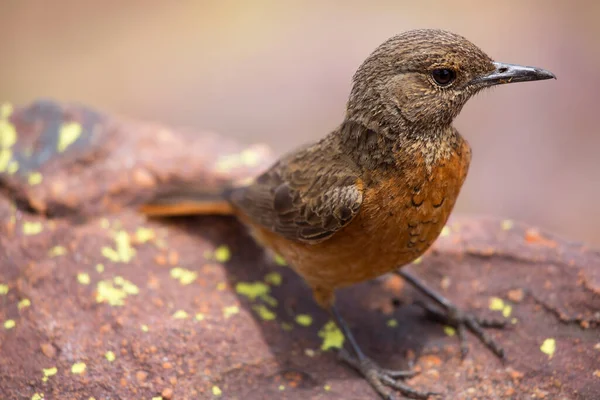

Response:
(57, 122), (82, 153)
(295, 314), (313, 327)
(235, 281), (270, 301)
(318, 321), (344, 351)
(96, 276), (139, 306)
(252, 304), (276, 321)
(49, 246), (67, 257)
(102, 230), (136, 263)
(172, 310), (189, 319)
(71, 362), (86, 374)
(214, 245), (231, 263)
(170, 267), (198, 285)
(28, 172), (43, 185)
(264, 272), (282, 286)
(223, 305), (240, 319)
(22, 221), (43, 235)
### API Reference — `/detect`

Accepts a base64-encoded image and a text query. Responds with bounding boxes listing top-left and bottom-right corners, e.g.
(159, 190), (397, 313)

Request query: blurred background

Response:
(1, 1), (598, 246)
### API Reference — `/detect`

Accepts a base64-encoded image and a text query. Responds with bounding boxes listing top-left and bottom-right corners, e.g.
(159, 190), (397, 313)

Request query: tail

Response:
(139, 186), (237, 217)
(138, 142), (274, 217)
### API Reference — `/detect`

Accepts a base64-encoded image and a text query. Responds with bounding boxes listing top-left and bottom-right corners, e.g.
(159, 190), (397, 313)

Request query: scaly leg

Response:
(396, 270), (506, 359)
(331, 305), (439, 400)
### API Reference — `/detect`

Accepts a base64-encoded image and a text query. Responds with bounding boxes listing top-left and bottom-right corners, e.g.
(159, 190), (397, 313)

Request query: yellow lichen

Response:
(295, 314), (313, 327)
(101, 231), (135, 263)
(7, 160), (19, 174)
(212, 385), (222, 397)
(95, 263), (104, 273)
(71, 362), (86, 374)
(28, 172), (43, 185)
(273, 254), (287, 266)
(31, 394), (44, 400)
(170, 267), (198, 285)
(253, 304), (276, 321)
(0, 283), (8, 295)
(0, 148), (12, 172)
(115, 230), (134, 262)
(115, 276), (138, 294)
(49, 246), (67, 257)
(261, 294), (278, 307)
(57, 122), (82, 153)
(489, 296), (512, 317)
(105, 351), (116, 362)
(0, 102), (13, 119)
(235, 281), (270, 301)
(413, 256), (422, 264)
(223, 305), (240, 318)
(22, 221), (43, 235)
(214, 245), (231, 263)
(501, 219), (514, 231)
(387, 318), (398, 328)
(141, 324), (149, 332)
(173, 310), (188, 319)
(264, 272), (282, 286)
(101, 246), (119, 262)
(42, 367), (57, 381)
(540, 338), (556, 358)
(96, 277), (139, 306)
(278, 384), (285, 391)
(18, 298), (31, 309)
(324, 384), (331, 391)
(0, 119), (17, 148)
(440, 225), (451, 237)
(195, 313), (205, 321)
(135, 227), (155, 243)
(444, 326), (456, 336)
(489, 297), (505, 311)
(318, 321), (344, 351)
(77, 272), (91, 285)
(4, 319), (15, 329)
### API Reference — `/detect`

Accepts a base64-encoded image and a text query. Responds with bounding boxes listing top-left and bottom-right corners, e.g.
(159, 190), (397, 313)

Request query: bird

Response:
(140, 29), (555, 399)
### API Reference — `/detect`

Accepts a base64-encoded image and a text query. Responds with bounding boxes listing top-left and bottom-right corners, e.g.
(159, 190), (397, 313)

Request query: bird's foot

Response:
(398, 271), (506, 360)
(417, 300), (506, 359)
(338, 348), (439, 400)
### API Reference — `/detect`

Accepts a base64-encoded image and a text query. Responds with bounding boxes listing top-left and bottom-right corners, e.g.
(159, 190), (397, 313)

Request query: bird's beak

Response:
(473, 62), (556, 87)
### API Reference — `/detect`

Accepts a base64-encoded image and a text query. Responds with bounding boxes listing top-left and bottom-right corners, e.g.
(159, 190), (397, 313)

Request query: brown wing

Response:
(229, 139), (363, 244)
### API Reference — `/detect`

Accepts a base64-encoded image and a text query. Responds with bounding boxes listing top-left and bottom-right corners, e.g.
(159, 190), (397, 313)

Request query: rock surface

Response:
(1, 101), (599, 400)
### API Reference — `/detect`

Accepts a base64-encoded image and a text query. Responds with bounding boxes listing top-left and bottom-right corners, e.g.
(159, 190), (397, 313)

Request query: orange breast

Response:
(242, 139), (471, 307)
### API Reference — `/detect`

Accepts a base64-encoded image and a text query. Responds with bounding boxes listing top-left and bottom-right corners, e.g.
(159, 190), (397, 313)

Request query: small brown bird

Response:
(141, 29), (555, 399)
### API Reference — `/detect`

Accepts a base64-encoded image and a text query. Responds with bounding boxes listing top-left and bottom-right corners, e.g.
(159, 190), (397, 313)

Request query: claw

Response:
(338, 345), (433, 399)
(398, 270), (508, 361)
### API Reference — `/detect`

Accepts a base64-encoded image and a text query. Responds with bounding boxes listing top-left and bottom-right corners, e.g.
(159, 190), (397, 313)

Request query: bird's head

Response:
(346, 29), (555, 133)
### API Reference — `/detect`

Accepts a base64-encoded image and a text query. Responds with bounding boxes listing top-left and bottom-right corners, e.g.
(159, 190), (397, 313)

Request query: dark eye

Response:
(431, 68), (456, 86)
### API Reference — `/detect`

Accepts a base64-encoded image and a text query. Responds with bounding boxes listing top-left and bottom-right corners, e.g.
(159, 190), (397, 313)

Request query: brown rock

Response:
(0, 101), (598, 400)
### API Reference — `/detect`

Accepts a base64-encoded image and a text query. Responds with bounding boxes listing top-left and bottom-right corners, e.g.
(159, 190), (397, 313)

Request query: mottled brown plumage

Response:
(141, 29), (555, 399)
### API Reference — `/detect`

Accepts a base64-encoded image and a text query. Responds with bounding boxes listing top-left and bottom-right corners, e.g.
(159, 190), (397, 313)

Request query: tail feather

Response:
(139, 186), (236, 217)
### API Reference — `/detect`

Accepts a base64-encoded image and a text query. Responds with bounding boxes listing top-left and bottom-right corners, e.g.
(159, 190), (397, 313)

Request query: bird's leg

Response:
(396, 270), (506, 360)
(330, 305), (438, 400)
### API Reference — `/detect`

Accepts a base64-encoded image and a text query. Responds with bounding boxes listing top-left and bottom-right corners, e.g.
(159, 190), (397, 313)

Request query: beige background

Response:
(2, 1), (598, 245)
